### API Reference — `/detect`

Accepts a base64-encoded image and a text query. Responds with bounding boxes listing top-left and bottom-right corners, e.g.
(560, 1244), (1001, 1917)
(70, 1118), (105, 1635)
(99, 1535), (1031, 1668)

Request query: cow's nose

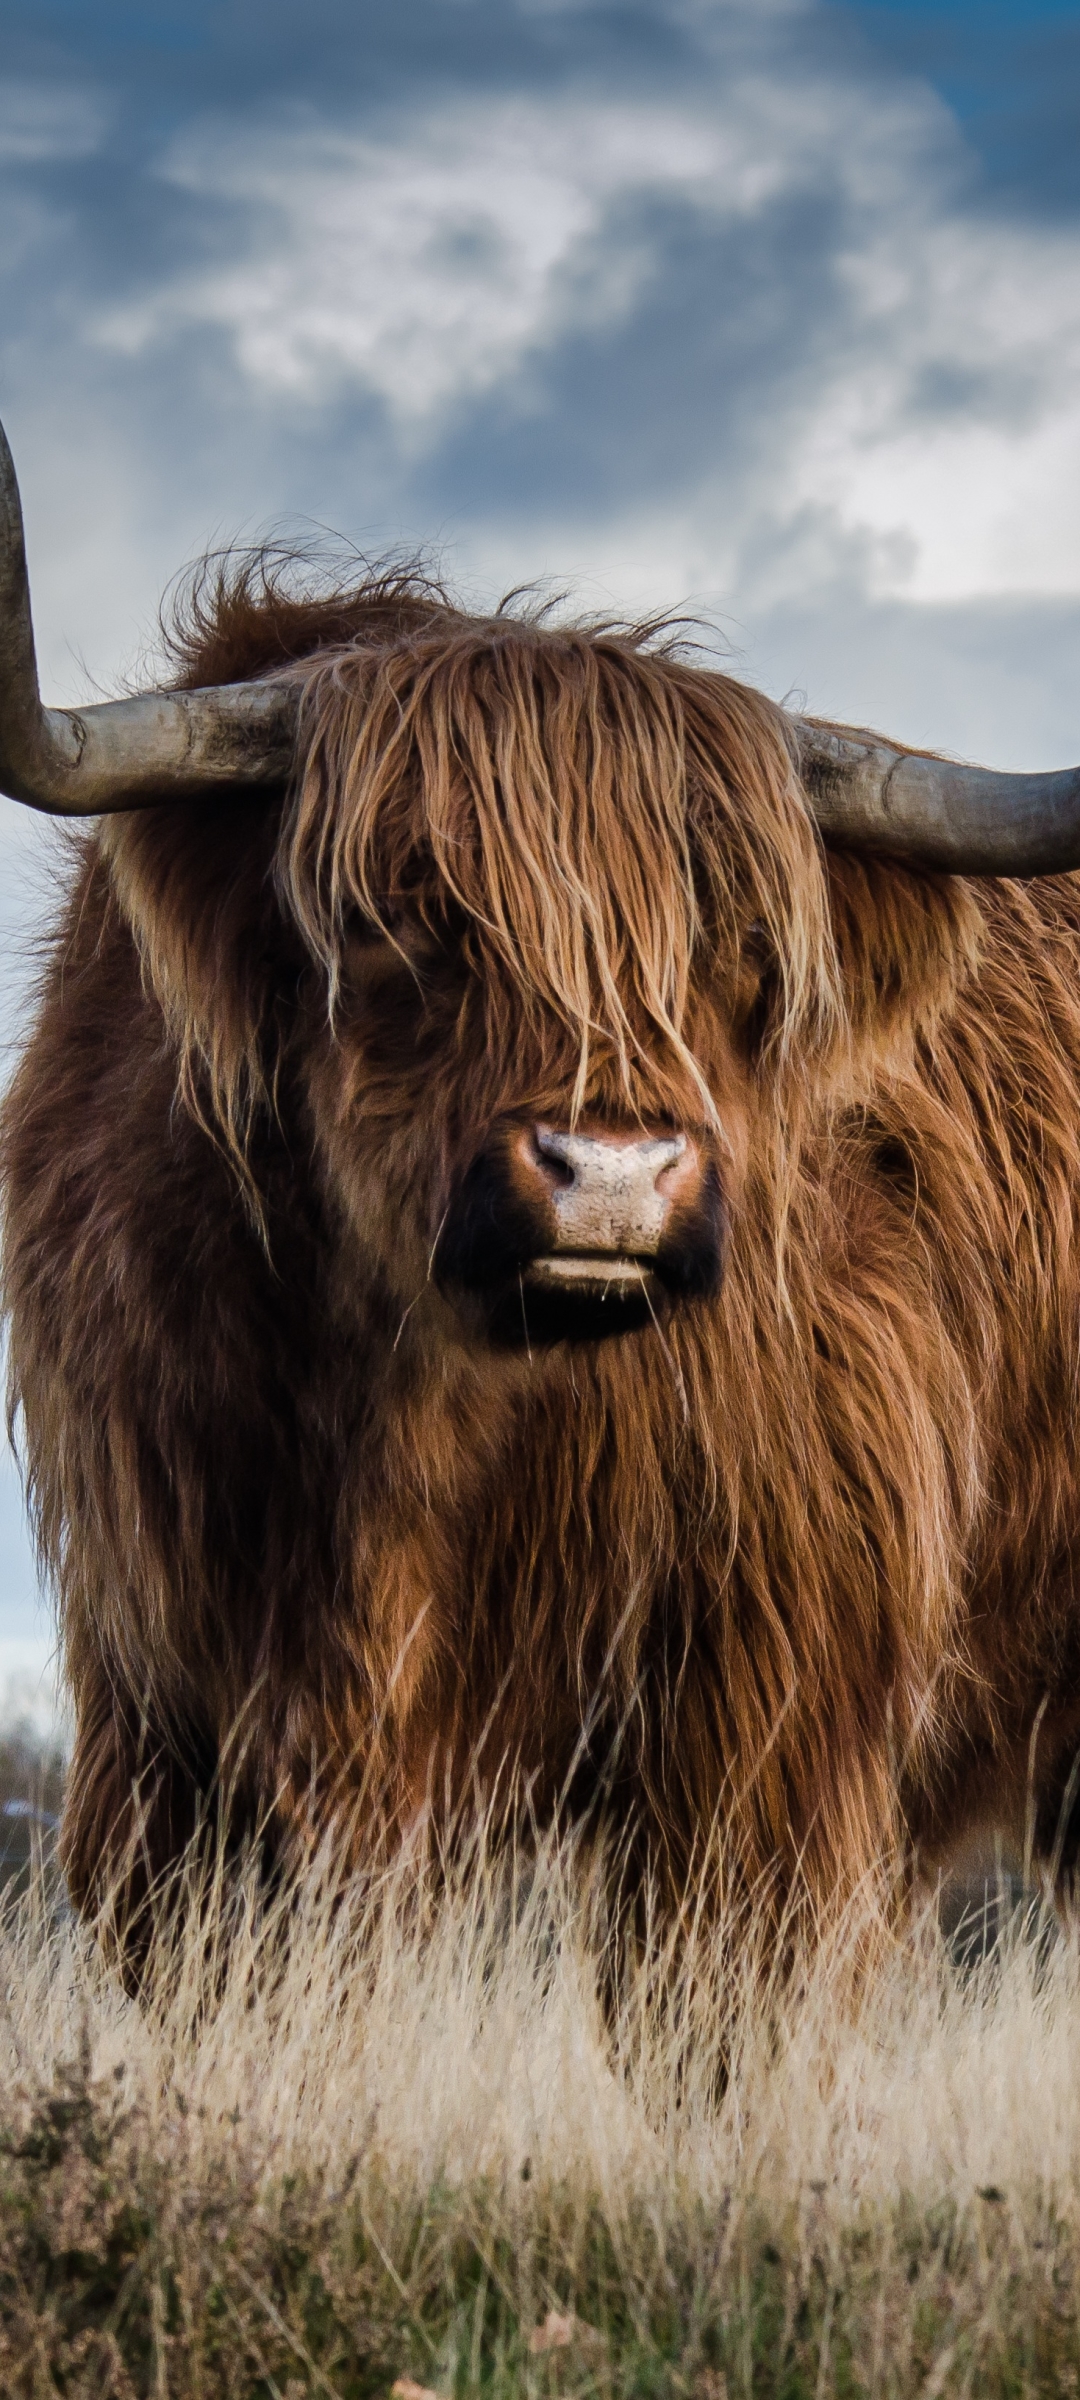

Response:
(518, 1123), (701, 1255)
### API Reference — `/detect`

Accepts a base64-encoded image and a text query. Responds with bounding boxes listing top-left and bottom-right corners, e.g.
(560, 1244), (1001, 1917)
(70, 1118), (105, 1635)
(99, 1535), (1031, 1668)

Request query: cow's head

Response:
(269, 623), (833, 1351)
(3, 414), (1079, 1356)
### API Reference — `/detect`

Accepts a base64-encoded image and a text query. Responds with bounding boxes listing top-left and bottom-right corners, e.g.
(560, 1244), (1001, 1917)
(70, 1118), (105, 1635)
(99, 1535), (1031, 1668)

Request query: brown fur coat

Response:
(5, 569), (1080, 1944)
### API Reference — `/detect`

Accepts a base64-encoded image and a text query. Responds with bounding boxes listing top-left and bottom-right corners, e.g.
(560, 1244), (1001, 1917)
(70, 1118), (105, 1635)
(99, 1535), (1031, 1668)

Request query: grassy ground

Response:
(0, 1819), (1077, 2398)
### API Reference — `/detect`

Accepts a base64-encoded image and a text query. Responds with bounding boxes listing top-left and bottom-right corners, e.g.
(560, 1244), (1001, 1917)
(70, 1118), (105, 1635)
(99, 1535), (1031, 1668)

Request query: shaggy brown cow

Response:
(4, 412), (1080, 1951)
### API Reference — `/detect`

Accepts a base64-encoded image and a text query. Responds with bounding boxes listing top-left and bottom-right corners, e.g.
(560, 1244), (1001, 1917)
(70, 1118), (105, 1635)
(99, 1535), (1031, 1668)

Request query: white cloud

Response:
(105, 74), (947, 428)
(793, 216), (1080, 603)
(93, 53), (1080, 607)
(100, 96), (754, 422)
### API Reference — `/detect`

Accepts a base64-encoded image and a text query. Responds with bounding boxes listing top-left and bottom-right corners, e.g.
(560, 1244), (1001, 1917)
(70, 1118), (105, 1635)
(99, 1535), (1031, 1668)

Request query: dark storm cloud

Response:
(80, 0), (1080, 243)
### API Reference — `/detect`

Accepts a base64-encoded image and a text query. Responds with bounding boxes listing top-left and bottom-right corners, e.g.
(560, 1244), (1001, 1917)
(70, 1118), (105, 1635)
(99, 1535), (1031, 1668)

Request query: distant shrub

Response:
(0, 1712), (64, 1896)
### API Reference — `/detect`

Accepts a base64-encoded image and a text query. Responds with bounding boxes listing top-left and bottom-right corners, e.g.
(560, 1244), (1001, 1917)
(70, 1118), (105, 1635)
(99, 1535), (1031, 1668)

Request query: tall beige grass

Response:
(1, 1826), (1079, 2392)
(1, 1835), (1067, 2213)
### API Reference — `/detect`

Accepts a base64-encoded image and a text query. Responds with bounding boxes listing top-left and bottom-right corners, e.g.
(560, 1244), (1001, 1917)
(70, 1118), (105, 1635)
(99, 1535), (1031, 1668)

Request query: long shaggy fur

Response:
(5, 561), (1080, 1950)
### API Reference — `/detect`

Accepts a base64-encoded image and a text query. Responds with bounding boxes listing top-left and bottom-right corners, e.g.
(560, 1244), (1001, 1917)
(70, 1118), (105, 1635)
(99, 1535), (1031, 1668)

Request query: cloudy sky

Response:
(1, 0), (1078, 1699)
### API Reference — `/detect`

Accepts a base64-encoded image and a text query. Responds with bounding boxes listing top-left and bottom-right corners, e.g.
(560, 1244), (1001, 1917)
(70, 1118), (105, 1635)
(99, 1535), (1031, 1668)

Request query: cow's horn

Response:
(795, 719), (1080, 877)
(0, 415), (298, 815)
(6, 412), (1080, 859)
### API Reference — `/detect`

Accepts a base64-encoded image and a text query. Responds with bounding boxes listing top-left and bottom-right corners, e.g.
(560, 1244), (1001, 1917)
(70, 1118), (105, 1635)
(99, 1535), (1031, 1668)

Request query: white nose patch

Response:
(536, 1128), (686, 1255)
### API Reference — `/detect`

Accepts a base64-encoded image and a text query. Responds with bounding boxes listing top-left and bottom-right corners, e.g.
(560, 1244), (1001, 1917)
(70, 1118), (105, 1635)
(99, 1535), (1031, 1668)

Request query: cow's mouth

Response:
(524, 1253), (653, 1291)
(487, 1252), (662, 1344)
(434, 1125), (725, 1347)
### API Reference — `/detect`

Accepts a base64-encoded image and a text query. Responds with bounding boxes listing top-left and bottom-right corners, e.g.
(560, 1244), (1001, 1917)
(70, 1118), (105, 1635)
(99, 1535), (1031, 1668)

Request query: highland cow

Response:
(4, 413), (1080, 1953)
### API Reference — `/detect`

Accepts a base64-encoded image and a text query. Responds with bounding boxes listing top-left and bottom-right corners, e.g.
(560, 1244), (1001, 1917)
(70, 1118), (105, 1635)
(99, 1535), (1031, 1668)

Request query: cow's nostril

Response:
(533, 1129), (575, 1188)
(655, 1135), (688, 1190)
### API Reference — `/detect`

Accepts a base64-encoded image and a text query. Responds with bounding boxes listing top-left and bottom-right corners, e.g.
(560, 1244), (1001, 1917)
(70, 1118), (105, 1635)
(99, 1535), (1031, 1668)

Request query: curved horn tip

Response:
(0, 411), (300, 815)
(794, 716), (1080, 879)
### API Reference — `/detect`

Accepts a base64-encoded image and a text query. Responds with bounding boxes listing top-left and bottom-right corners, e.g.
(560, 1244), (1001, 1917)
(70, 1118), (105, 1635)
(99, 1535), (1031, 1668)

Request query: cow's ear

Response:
(824, 851), (984, 1049)
(100, 796), (296, 1146)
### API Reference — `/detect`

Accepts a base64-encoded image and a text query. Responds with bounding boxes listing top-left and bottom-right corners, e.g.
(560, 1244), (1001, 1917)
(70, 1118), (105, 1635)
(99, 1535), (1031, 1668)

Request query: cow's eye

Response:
(351, 900), (413, 942)
(349, 905), (446, 978)
(353, 900), (405, 942)
(735, 920), (776, 1058)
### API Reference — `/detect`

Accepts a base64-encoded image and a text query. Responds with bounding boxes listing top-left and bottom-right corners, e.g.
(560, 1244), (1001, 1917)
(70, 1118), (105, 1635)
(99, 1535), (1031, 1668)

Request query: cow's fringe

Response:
(283, 616), (839, 1130)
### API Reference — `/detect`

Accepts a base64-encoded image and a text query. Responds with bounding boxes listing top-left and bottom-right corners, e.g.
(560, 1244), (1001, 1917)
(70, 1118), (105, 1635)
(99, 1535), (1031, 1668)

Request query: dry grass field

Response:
(0, 1783), (1075, 2400)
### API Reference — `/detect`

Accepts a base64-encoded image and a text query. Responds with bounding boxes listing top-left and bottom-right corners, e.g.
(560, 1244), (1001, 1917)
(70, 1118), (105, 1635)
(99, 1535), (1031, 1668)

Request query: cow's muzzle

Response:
(435, 1119), (725, 1344)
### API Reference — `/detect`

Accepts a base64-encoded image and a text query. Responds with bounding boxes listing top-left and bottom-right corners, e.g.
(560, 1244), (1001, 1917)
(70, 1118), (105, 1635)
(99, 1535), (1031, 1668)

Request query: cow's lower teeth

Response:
(525, 1256), (648, 1287)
